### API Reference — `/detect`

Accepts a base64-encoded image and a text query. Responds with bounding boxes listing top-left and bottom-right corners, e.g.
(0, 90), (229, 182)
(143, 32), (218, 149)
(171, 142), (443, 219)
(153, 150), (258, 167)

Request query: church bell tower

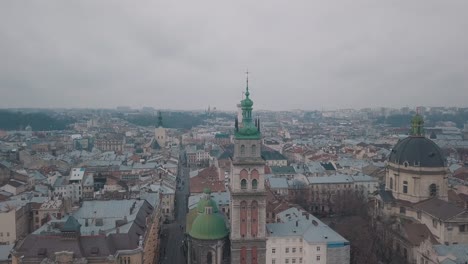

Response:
(229, 75), (266, 264)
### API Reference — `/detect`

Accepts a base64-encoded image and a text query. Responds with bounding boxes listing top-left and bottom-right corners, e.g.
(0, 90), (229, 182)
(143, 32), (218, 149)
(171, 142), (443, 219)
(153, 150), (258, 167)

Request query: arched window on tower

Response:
(240, 169), (248, 190)
(403, 181), (408, 194)
(252, 179), (258, 190)
(241, 179), (247, 190)
(251, 144), (257, 156)
(429, 184), (437, 197)
(390, 177), (393, 190)
(240, 145), (245, 156)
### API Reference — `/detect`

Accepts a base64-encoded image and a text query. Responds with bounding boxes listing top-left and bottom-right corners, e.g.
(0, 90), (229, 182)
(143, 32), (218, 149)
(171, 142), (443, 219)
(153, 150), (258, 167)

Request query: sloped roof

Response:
(401, 221), (438, 246)
(320, 162), (335, 171)
(270, 166), (296, 174)
(261, 150), (287, 161)
(434, 244), (468, 263)
(61, 216), (81, 232)
(268, 177), (289, 189)
(267, 207), (348, 246)
(378, 189), (395, 203)
(414, 198), (464, 221)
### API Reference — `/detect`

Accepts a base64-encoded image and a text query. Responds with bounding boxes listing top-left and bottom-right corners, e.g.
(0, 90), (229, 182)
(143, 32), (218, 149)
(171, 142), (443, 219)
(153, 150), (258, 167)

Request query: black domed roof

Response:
(388, 136), (445, 167)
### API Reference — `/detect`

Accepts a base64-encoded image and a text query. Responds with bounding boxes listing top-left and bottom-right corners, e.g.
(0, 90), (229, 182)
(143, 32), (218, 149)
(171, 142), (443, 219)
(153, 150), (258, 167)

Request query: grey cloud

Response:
(1, 0), (468, 110)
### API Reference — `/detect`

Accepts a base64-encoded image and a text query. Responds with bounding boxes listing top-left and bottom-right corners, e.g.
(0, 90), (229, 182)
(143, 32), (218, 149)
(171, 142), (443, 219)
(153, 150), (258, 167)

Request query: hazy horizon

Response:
(1, 1), (468, 110)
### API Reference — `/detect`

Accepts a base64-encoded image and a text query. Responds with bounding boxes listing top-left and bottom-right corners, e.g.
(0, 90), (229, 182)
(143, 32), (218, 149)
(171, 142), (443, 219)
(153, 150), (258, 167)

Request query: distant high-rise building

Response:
(155, 111), (166, 148)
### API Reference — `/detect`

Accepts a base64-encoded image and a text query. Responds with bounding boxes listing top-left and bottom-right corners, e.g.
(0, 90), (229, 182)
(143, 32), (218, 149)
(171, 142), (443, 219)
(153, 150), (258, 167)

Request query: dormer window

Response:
(205, 207), (213, 214)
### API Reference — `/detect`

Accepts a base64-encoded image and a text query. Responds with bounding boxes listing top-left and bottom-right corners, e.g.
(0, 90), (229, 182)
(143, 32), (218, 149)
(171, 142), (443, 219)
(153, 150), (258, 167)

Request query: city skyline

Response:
(1, 1), (468, 110)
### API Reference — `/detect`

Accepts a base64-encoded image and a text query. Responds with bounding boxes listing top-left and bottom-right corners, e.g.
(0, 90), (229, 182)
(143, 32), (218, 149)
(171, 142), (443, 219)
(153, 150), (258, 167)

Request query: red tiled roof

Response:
(453, 167), (468, 181)
(189, 166), (225, 193)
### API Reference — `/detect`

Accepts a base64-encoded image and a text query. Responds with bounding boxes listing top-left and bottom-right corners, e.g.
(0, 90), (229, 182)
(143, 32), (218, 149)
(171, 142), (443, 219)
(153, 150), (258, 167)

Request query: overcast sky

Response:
(1, 1), (467, 111)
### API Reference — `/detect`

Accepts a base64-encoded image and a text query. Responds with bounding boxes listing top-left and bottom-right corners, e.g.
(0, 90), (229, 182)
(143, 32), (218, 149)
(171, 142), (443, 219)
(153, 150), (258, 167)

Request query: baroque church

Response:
(186, 79), (266, 264)
(375, 114), (468, 263)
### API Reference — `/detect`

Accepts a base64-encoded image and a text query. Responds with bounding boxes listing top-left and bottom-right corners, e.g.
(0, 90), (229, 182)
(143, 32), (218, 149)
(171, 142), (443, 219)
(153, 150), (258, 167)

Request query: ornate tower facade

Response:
(230, 80), (266, 264)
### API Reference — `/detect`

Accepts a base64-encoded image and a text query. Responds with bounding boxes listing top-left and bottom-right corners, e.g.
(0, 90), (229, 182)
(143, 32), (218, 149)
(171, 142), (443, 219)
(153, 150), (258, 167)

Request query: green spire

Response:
(157, 111), (163, 127)
(235, 73), (261, 140)
(410, 113), (424, 136)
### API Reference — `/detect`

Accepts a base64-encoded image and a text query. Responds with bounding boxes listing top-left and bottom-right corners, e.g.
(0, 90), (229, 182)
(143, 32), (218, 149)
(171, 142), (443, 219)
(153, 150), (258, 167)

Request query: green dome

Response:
(241, 87), (254, 108)
(241, 97), (253, 108)
(189, 213), (228, 240)
(236, 124), (261, 139)
(189, 189), (228, 240)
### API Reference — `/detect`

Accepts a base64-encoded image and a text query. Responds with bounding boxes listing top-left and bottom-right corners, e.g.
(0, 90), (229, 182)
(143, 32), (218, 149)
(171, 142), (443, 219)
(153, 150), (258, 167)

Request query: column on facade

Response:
(187, 239), (191, 264)
(217, 241), (223, 264)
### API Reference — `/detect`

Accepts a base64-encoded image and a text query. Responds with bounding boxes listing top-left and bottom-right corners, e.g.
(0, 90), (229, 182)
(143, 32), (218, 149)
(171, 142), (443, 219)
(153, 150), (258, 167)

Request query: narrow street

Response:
(159, 154), (189, 264)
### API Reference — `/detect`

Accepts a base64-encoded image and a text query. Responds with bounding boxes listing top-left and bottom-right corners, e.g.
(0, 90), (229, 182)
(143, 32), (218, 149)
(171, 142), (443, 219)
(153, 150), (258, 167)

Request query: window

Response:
(417, 211), (422, 219)
(207, 252), (213, 264)
(299, 258), (302, 263)
(6, 232), (9, 237)
(240, 145), (245, 155)
(403, 181), (408, 194)
(252, 179), (258, 190)
(292, 259), (296, 264)
(285, 248), (289, 253)
(400, 207), (406, 214)
(272, 259), (276, 264)
(292, 248), (296, 253)
(299, 247), (302, 252)
(460, 225), (466, 232)
(429, 184), (437, 197)
(272, 248), (276, 254)
(317, 246), (320, 251)
(252, 144), (257, 156)
(0, 233), (2, 237)
(390, 177), (393, 190)
(316, 255), (321, 261)
(285, 259), (289, 264)
(241, 179), (247, 189)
